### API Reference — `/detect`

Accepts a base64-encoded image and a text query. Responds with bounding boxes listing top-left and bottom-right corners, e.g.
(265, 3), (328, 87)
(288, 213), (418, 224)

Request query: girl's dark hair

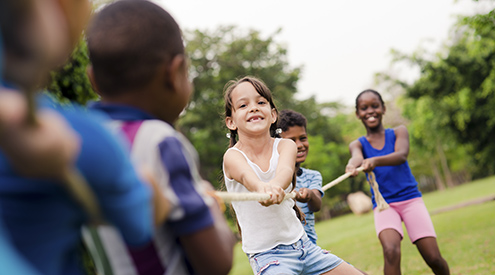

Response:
(223, 76), (278, 147)
(277, 109), (307, 133)
(355, 89), (385, 111)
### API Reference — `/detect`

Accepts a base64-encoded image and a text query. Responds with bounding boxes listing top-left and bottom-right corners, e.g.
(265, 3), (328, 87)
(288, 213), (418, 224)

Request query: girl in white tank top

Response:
(222, 76), (364, 275)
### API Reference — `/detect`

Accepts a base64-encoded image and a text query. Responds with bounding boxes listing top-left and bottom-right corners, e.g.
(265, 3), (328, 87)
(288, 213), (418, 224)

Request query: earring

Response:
(226, 133), (231, 139)
(275, 128), (282, 134)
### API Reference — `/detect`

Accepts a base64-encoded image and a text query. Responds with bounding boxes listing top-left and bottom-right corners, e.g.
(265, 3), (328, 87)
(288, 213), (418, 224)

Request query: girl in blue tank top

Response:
(346, 89), (450, 275)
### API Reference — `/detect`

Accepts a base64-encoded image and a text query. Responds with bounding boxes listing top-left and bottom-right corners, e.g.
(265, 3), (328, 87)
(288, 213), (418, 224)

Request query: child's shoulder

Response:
(277, 137), (296, 151)
(391, 125), (408, 137)
(300, 167), (322, 178)
(137, 119), (177, 138)
(349, 138), (363, 148)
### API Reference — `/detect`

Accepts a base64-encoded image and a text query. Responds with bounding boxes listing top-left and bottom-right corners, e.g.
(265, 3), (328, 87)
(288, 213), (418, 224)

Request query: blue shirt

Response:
(358, 128), (421, 208)
(296, 167), (323, 244)
(0, 28), (38, 275)
(0, 94), (153, 275)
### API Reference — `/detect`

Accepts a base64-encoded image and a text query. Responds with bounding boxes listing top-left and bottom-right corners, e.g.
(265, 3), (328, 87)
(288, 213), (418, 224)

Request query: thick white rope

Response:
(321, 167), (364, 192)
(213, 166), (389, 212)
(213, 190), (297, 203)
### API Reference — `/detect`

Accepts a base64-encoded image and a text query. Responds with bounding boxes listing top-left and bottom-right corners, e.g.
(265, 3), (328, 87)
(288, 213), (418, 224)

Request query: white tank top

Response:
(224, 138), (304, 254)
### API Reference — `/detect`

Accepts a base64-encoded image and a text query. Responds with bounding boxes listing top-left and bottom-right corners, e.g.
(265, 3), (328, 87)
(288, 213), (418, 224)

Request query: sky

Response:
(155, 0), (493, 106)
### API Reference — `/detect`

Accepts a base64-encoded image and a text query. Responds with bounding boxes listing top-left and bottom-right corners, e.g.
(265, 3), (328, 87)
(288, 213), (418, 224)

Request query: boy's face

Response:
(280, 125), (309, 164)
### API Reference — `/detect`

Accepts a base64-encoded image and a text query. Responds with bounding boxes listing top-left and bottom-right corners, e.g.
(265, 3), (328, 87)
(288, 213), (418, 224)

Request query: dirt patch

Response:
(430, 195), (495, 215)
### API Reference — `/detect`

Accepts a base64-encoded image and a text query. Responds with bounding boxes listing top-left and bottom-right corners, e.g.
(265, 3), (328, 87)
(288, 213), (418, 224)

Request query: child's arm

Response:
(138, 167), (170, 225)
(160, 138), (234, 274)
(361, 126), (409, 172)
(179, 180), (235, 275)
(346, 139), (364, 176)
(223, 149), (286, 206)
(296, 188), (322, 212)
(269, 138), (297, 190)
(0, 90), (80, 179)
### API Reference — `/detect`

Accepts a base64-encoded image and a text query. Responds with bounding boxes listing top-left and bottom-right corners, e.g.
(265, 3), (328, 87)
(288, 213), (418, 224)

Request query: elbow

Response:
(398, 155), (407, 164)
(308, 199), (322, 212)
(308, 205), (321, 212)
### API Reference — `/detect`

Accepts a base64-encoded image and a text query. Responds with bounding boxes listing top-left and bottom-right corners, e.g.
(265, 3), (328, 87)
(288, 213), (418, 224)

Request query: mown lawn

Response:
(228, 176), (495, 274)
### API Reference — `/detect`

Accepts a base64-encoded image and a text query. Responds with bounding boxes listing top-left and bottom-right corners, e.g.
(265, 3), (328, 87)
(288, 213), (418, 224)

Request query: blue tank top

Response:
(359, 128), (421, 207)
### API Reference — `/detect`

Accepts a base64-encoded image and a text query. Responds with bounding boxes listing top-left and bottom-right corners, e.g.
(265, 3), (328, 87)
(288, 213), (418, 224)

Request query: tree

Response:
(374, 8), (495, 182)
(405, 9), (495, 178)
(179, 26), (302, 186)
(47, 38), (98, 105)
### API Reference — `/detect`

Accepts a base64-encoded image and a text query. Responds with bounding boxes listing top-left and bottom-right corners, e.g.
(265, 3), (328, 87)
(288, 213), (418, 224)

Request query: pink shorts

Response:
(374, 197), (436, 243)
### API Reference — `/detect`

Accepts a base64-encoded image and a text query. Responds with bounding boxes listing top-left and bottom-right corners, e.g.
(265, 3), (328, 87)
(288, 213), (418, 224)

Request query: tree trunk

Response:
(432, 161), (446, 191)
(436, 141), (455, 188)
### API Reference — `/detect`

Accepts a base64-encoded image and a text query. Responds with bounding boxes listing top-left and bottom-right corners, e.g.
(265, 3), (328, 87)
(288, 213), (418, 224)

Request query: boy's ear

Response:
(166, 54), (187, 93)
(225, 117), (237, 131)
(86, 65), (101, 96)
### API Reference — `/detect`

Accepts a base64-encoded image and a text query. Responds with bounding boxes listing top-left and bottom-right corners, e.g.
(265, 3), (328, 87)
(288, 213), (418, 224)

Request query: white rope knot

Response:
(367, 171), (389, 212)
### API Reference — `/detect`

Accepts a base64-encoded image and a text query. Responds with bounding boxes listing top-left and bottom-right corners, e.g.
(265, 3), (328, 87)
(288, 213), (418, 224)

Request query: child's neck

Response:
(236, 134), (273, 159)
(365, 124), (385, 136)
(365, 125), (386, 150)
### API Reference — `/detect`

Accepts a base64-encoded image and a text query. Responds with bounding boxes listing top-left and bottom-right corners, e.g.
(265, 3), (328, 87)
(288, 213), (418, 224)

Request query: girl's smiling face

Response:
(356, 91), (385, 129)
(226, 82), (277, 136)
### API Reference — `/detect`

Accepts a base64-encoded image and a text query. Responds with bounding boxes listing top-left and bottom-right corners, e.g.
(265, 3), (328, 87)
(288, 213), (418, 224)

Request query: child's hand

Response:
(0, 91), (81, 179)
(295, 188), (312, 203)
(361, 158), (377, 173)
(259, 183), (285, 206)
(345, 164), (360, 177)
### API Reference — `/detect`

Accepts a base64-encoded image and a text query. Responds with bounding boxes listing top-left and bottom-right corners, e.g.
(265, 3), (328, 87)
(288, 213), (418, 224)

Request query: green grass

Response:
(228, 176), (495, 274)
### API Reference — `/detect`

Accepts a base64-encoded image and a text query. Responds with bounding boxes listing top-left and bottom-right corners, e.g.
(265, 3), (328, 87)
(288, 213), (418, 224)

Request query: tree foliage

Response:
(376, 7), (495, 182)
(406, 10), (495, 178)
(47, 38), (98, 105)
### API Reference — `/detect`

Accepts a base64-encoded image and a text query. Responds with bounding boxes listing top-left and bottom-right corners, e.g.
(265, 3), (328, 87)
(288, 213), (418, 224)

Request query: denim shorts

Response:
(247, 234), (343, 275)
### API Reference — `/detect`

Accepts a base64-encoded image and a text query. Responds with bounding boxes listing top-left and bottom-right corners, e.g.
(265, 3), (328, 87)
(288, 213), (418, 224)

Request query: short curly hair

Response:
(278, 109), (307, 133)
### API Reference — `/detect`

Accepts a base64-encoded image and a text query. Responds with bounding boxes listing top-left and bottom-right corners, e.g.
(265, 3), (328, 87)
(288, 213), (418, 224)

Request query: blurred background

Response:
(51, 0), (495, 221)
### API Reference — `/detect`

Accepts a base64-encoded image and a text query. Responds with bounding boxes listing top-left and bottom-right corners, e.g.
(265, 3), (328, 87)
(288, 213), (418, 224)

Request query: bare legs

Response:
(415, 237), (450, 275)
(379, 229), (402, 275)
(321, 261), (364, 275)
(378, 229), (449, 275)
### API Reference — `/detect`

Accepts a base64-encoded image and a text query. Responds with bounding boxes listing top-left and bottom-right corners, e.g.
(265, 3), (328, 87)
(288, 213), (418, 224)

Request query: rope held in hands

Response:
(212, 166), (390, 212)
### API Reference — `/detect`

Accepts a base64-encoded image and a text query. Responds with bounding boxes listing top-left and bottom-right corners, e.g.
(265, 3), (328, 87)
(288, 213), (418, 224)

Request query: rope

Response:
(321, 167), (364, 192)
(212, 167), (389, 213)
(213, 190), (297, 203)
(367, 171), (389, 212)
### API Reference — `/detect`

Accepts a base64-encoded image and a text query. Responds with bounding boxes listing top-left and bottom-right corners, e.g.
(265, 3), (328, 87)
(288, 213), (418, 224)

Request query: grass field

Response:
(228, 176), (495, 275)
